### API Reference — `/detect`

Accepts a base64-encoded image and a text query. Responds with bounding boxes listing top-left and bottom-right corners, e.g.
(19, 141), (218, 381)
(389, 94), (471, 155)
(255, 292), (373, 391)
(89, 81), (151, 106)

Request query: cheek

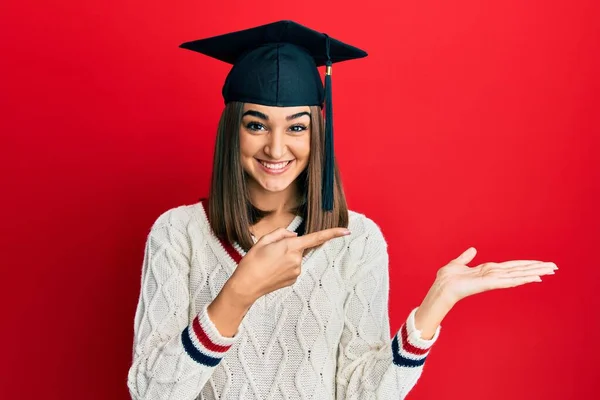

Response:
(239, 132), (259, 157)
(291, 136), (311, 160)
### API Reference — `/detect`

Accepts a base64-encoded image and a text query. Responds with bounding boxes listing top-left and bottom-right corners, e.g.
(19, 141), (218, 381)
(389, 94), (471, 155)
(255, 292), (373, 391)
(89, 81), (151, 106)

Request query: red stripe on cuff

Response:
(400, 324), (430, 356)
(192, 316), (232, 353)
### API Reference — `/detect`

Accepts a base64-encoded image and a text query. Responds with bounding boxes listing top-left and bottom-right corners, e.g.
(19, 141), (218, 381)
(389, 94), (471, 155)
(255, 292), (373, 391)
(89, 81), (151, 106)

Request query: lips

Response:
(258, 159), (292, 169)
(256, 158), (294, 174)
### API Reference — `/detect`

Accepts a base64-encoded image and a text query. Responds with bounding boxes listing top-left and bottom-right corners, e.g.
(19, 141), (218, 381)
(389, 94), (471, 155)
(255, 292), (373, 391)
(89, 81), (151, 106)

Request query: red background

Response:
(2, 0), (599, 399)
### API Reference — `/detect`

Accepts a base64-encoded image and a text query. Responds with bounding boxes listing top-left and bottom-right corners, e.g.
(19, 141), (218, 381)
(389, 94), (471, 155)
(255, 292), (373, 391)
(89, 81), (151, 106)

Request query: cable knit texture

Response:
(127, 202), (441, 400)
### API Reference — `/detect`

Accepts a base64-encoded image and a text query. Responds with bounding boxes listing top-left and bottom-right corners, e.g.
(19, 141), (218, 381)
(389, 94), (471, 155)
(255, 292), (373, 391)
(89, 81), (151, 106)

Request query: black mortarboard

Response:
(179, 20), (367, 211)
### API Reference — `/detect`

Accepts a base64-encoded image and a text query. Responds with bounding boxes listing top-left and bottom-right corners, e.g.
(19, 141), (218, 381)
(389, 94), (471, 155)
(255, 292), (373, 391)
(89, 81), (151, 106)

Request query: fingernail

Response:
(343, 229), (351, 235)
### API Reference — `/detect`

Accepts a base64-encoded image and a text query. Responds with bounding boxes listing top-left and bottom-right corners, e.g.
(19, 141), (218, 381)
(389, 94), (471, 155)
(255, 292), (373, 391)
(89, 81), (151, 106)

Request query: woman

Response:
(127, 20), (557, 400)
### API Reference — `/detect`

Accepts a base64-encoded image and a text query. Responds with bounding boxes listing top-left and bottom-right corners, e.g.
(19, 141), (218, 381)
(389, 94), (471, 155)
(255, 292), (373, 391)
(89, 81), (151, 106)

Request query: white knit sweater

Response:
(127, 201), (441, 400)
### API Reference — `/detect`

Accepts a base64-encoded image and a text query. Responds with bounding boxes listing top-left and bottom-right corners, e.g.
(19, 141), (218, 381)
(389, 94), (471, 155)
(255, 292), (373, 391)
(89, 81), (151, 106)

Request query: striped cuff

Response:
(392, 307), (441, 368)
(181, 303), (238, 366)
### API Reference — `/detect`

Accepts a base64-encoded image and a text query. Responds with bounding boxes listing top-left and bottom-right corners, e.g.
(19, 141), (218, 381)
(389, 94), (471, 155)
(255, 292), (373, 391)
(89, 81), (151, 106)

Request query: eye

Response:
(246, 122), (266, 132)
(289, 124), (308, 133)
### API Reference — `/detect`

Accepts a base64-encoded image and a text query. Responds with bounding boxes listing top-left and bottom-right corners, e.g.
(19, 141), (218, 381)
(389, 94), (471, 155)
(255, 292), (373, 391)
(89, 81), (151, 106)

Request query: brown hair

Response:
(208, 101), (349, 251)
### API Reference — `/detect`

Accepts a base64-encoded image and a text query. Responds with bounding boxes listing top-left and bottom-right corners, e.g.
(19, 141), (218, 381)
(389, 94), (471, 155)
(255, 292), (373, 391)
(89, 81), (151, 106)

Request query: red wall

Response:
(2, 1), (598, 398)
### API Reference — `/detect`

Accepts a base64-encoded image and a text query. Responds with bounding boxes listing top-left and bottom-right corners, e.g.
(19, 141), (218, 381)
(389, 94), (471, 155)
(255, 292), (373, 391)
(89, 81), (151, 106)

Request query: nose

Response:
(264, 129), (286, 160)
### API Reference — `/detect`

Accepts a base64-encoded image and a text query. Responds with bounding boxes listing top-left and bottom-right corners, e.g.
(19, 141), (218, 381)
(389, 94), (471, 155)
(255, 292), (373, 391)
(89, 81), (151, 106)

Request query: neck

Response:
(247, 180), (300, 215)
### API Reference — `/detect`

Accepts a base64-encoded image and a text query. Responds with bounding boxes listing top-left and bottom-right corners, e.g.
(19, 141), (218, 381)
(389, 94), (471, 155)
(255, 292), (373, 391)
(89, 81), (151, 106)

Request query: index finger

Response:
(289, 228), (351, 251)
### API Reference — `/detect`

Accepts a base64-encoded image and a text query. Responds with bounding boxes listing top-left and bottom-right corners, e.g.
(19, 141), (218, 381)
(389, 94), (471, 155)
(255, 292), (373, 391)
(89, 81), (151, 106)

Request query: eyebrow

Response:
(242, 110), (311, 121)
(285, 111), (311, 121)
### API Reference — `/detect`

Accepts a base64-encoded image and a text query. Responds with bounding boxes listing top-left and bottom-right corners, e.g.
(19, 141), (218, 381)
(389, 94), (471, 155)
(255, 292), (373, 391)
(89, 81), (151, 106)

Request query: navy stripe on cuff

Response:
(181, 326), (222, 367)
(391, 334), (427, 368)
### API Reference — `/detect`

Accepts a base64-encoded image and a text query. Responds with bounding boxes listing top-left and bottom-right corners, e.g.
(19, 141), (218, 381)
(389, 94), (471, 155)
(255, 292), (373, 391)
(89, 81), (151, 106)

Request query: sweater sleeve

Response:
(335, 217), (441, 399)
(127, 216), (240, 400)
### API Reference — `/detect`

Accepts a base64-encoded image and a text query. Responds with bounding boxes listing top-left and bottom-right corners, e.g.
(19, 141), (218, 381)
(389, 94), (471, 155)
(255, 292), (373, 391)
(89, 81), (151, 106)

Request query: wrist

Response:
(223, 275), (258, 310)
(414, 282), (455, 338)
(421, 279), (457, 313)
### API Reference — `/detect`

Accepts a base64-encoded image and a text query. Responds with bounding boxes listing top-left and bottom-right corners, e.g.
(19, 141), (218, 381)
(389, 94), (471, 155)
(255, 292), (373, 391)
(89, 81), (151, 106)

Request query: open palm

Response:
(436, 247), (558, 304)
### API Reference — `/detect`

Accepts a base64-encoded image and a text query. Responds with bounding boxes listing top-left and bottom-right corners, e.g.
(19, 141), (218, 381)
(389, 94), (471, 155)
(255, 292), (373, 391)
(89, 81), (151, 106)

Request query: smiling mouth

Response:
(256, 159), (294, 170)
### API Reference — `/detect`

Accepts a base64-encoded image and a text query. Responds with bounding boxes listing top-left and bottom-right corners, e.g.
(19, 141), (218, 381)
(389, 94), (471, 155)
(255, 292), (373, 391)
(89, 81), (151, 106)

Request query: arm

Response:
(335, 218), (441, 400)
(127, 216), (243, 400)
(413, 246), (558, 340)
(414, 283), (454, 339)
(335, 219), (558, 399)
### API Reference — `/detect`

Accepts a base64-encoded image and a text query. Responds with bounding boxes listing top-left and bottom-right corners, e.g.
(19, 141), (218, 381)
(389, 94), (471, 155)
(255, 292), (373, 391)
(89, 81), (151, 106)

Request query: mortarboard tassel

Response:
(322, 35), (334, 211)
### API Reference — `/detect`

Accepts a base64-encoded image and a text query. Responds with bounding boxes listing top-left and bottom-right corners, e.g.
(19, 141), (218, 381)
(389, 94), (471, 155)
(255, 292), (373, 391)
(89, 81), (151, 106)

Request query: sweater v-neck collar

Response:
(198, 198), (309, 265)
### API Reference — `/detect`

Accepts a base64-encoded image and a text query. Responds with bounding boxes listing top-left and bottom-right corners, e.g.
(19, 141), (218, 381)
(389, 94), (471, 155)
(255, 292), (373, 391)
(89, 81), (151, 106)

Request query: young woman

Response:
(127, 21), (557, 400)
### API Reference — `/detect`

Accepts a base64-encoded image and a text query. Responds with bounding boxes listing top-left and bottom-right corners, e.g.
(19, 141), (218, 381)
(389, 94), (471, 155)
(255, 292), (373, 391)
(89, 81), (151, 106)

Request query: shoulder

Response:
(150, 202), (202, 232)
(145, 202), (207, 247)
(343, 209), (389, 265)
(347, 209), (388, 246)
(333, 210), (389, 283)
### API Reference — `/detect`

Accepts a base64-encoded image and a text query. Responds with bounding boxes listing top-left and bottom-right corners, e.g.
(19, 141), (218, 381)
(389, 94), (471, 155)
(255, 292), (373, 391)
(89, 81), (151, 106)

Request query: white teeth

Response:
(259, 160), (291, 170)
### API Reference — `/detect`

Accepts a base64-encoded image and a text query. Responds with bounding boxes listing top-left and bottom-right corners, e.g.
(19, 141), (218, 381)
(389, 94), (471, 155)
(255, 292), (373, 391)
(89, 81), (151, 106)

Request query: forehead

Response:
(242, 103), (311, 119)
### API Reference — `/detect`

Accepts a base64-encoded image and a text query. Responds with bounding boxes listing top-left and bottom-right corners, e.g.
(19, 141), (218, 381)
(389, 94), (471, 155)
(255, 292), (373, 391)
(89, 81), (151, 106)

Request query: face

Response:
(240, 103), (311, 195)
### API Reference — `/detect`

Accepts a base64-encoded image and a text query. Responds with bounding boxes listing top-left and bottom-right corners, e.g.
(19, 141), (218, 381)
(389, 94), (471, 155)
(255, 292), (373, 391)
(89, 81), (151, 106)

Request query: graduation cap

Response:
(179, 20), (368, 211)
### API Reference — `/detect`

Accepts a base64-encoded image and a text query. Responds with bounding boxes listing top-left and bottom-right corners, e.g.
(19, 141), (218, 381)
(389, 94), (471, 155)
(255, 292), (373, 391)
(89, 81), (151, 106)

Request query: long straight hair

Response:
(208, 101), (349, 251)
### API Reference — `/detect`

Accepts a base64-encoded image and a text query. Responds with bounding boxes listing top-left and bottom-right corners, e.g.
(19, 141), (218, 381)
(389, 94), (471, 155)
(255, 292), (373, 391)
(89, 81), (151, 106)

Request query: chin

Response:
(257, 178), (295, 193)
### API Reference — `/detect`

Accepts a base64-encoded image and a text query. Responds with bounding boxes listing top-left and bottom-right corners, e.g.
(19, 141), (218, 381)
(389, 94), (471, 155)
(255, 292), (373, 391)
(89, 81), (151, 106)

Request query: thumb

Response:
(258, 227), (298, 246)
(453, 247), (477, 265)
